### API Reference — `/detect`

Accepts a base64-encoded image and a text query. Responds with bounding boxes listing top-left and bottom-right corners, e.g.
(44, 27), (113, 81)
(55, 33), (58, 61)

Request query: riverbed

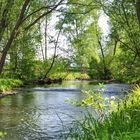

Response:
(0, 81), (131, 140)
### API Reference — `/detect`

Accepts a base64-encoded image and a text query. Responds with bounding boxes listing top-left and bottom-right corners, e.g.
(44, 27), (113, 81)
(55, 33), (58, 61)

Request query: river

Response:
(0, 81), (131, 140)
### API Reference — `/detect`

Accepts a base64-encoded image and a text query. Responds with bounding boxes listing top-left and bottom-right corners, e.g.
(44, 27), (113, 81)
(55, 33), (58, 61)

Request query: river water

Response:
(0, 81), (131, 140)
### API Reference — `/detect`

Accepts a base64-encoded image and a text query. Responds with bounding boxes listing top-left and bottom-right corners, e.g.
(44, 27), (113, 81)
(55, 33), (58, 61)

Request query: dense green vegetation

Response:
(0, 0), (139, 83)
(0, 0), (140, 139)
(49, 72), (90, 80)
(66, 85), (140, 140)
(0, 79), (22, 93)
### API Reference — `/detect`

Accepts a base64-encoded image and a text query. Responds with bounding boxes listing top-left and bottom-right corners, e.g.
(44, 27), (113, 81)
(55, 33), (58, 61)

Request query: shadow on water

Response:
(0, 81), (131, 140)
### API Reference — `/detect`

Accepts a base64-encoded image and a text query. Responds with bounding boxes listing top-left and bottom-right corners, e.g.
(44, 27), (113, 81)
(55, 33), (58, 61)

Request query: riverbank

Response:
(0, 77), (137, 99)
(0, 90), (18, 98)
(0, 79), (22, 98)
(23, 78), (128, 86)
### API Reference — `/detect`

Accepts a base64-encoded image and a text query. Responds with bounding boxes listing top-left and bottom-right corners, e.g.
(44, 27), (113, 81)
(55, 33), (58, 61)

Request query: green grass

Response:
(0, 79), (22, 93)
(66, 85), (140, 140)
(49, 72), (90, 80)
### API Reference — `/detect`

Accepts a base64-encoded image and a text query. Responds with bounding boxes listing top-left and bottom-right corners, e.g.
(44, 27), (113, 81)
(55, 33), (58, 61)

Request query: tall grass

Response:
(0, 79), (22, 93)
(66, 85), (140, 140)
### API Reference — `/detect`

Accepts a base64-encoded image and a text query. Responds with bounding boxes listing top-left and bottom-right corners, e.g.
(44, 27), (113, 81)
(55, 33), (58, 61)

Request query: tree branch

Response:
(43, 18), (65, 79)
(25, 0), (65, 30)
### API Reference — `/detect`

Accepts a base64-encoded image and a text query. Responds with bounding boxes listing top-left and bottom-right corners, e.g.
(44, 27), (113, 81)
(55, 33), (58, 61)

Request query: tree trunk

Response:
(0, 0), (30, 74)
(43, 18), (65, 79)
(39, 21), (45, 60)
(45, 16), (48, 59)
(0, 0), (14, 41)
(0, 0), (64, 74)
(136, 0), (140, 25)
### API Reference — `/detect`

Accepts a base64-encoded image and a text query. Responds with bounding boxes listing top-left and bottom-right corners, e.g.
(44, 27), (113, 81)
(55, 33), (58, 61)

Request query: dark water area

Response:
(0, 81), (131, 140)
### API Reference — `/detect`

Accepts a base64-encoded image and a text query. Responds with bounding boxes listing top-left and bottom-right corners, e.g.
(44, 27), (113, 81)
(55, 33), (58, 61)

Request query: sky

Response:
(38, 12), (110, 60)
(98, 13), (110, 36)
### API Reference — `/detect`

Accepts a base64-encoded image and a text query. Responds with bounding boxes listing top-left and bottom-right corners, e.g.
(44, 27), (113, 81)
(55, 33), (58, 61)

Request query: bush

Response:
(66, 84), (140, 140)
(0, 79), (22, 92)
(49, 72), (90, 80)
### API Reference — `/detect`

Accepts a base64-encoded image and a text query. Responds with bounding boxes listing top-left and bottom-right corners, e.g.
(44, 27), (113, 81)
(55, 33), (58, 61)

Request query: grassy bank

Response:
(49, 72), (90, 80)
(66, 85), (140, 140)
(0, 79), (22, 93)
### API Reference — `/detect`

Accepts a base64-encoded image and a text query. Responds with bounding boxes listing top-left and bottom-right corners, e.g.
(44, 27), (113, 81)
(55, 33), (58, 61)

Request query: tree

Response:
(0, 0), (65, 74)
(56, 0), (100, 70)
(136, 0), (140, 24)
(99, 0), (140, 81)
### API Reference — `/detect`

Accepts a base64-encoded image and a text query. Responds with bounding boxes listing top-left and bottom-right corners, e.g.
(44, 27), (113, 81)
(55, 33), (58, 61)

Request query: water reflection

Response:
(0, 81), (131, 140)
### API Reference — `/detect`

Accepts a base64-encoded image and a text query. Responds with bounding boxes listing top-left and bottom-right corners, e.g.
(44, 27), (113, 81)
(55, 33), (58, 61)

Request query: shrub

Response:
(66, 84), (140, 140)
(0, 79), (22, 93)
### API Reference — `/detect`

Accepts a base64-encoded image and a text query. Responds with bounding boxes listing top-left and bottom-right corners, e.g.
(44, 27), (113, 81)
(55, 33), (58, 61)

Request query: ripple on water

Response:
(0, 81), (131, 139)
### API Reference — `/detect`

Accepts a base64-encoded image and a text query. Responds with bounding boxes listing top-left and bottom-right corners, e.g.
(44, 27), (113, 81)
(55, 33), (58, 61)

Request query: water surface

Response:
(0, 81), (131, 140)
